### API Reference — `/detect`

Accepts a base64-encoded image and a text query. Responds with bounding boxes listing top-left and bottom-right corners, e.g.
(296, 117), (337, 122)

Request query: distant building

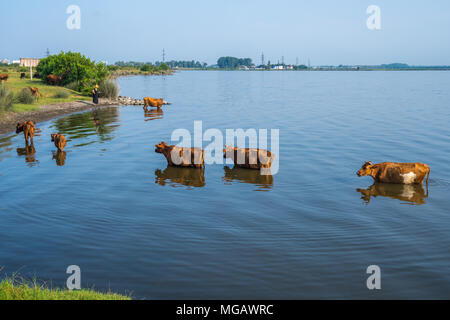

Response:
(0, 58), (10, 65)
(12, 60), (20, 65)
(273, 65), (284, 70)
(20, 58), (41, 67)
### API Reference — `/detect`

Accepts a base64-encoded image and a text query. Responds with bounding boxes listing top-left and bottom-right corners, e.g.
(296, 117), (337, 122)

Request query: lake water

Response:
(1, 71), (450, 299)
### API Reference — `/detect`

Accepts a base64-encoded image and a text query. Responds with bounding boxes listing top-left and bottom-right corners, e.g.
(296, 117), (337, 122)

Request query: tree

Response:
(37, 51), (109, 91)
(217, 56), (253, 69)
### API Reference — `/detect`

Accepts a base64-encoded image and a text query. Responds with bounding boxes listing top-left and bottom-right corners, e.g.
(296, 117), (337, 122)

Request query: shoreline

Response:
(0, 99), (120, 135)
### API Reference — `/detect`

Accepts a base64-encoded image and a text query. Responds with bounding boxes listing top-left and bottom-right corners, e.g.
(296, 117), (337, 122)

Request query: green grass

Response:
(1, 70), (90, 113)
(0, 277), (131, 300)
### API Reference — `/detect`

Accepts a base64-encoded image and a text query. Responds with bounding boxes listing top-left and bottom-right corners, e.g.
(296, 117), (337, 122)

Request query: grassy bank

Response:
(0, 277), (130, 300)
(0, 70), (89, 113)
(110, 67), (174, 77)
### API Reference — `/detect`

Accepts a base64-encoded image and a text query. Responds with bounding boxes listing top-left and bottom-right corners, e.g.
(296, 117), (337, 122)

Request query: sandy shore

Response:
(0, 99), (119, 135)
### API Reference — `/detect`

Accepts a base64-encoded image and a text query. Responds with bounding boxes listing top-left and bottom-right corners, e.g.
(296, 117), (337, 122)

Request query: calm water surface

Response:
(1, 71), (450, 299)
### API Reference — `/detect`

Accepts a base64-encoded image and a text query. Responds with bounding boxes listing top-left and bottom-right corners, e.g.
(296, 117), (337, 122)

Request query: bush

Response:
(159, 63), (169, 71)
(16, 88), (35, 104)
(140, 64), (152, 72)
(99, 80), (119, 99)
(54, 90), (70, 99)
(0, 85), (14, 112)
(36, 51), (110, 91)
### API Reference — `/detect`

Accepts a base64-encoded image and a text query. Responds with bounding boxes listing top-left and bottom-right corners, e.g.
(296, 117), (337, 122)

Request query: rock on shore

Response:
(117, 96), (145, 105)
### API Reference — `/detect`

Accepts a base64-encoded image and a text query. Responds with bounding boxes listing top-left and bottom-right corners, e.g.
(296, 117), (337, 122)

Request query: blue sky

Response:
(1, 0), (449, 65)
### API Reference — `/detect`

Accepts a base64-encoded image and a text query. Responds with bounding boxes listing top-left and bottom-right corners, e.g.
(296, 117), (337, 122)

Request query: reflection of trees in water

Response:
(16, 142), (39, 167)
(51, 107), (120, 143)
(223, 166), (274, 191)
(155, 166), (205, 189)
(357, 183), (428, 205)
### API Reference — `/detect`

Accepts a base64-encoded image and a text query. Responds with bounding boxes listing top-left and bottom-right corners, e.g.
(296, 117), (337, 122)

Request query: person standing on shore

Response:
(92, 85), (99, 104)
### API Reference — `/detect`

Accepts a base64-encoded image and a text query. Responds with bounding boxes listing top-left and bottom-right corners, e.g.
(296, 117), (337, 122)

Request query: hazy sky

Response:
(1, 0), (449, 65)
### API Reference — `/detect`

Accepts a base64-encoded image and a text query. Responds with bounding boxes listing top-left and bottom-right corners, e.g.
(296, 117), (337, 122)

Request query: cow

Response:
(356, 161), (430, 185)
(155, 141), (204, 169)
(0, 73), (9, 83)
(357, 183), (428, 205)
(143, 97), (169, 109)
(34, 72), (41, 79)
(16, 120), (35, 144)
(20, 72), (26, 79)
(27, 87), (42, 99)
(223, 145), (274, 170)
(46, 75), (63, 85)
(51, 133), (67, 152)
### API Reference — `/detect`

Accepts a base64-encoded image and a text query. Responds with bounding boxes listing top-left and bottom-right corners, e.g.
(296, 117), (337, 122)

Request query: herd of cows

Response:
(6, 69), (430, 187)
(14, 106), (431, 187)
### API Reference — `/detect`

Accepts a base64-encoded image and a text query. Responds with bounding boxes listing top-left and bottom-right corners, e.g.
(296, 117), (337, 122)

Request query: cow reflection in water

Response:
(52, 150), (67, 166)
(357, 183), (428, 205)
(155, 166), (205, 188)
(223, 166), (273, 191)
(16, 142), (38, 166)
(144, 108), (163, 121)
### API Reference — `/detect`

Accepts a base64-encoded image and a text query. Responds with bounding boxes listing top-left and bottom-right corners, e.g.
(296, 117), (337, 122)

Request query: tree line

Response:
(217, 57), (253, 69)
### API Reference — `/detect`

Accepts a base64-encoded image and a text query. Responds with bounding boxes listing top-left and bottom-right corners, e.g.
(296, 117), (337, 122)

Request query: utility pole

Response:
(46, 48), (50, 57)
(296, 57), (299, 66)
(162, 48), (165, 63)
(281, 56), (284, 65)
(261, 52), (265, 66)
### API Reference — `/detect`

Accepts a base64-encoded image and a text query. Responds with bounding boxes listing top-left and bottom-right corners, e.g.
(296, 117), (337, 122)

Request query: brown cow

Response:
(155, 141), (204, 168)
(16, 120), (35, 144)
(0, 73), (9, 82)
(46, 75), (62, 85)
(356, 161), (430, 185)
(223, 145), (274, 170)
(143, 97), (169, 108)
(27, 87), (42, 99)
(357, 183), (428, 205)
(51, 133), (67, 152)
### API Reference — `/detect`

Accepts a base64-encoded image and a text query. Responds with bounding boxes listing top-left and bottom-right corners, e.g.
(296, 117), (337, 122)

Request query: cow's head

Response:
(155, 141), (168, 154)
(357, 161), (374, 177)
(51, 133), (57, 142)
(16, 123), (24, 133)
(223, 145), (237, 158)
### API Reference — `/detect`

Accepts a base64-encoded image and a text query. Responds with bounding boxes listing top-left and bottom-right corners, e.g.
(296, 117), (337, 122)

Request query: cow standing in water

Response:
(155, 142), (204, 169)
(16, 121), (35, 144)
(51, 134), (67, 152)
(356, 161), (430, 185)
(223, 145), (274, 170)
(143, 97), (169, 109)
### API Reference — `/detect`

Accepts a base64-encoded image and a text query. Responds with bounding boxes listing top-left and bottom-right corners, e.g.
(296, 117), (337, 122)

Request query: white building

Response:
(1, 59), (10, 65)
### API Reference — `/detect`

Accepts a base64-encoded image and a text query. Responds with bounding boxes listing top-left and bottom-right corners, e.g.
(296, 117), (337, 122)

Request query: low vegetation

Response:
(53, 90), (70, 99)
(16, 88), (35, 104)
(0, 85), (14, 113)
(99, 79), (119, 100)
(0, 277), (130, 300)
